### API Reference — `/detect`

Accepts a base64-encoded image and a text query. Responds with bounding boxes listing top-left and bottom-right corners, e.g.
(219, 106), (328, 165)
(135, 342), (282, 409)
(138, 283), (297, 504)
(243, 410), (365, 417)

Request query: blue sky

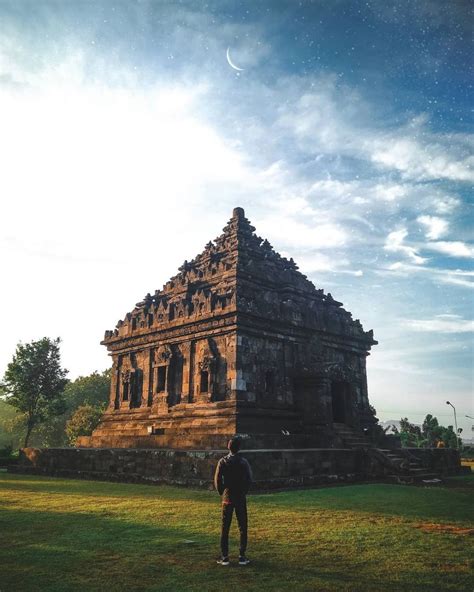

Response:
(0, 1), (472, 433)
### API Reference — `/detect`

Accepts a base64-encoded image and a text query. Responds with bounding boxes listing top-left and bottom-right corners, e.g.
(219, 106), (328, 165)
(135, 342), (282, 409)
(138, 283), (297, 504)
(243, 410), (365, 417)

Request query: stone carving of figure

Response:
(155, 345), (172, 365)
(198, 356), (214, 372)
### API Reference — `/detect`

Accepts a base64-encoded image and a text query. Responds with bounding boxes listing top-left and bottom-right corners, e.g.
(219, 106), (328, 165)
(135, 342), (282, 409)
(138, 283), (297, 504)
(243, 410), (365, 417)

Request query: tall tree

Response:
(441, 425), (461, 449)
(63, 369), (110, 410)
(396, 418), (425, 447)
(422, 414), (443, 447)
(1, 338), (68, 446)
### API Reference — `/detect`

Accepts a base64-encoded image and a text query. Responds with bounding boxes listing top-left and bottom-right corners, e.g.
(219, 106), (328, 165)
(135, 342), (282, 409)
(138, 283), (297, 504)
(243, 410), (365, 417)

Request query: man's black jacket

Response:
(214, 452), (253, 503)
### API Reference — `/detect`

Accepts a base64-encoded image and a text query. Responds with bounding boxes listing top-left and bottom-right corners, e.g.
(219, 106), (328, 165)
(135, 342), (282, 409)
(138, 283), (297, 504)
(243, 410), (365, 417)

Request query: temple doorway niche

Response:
(168, 355), (183, 407)
(331, 381), (349, 423)
(293, 377), (320, 430)
(130, 369), (143, 409)
(200, 370), (209, 393)
(157, 366), (167, 392)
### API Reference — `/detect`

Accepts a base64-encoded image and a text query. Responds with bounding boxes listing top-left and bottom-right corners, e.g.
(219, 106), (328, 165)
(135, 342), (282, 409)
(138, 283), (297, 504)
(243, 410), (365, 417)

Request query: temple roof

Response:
(158, 206), (316, 296)
(103, 207), (376, 346)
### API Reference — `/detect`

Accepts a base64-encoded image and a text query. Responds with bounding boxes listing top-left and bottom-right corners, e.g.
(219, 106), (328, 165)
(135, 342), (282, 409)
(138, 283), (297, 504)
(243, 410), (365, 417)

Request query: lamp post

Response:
(446, 401), (459, 448)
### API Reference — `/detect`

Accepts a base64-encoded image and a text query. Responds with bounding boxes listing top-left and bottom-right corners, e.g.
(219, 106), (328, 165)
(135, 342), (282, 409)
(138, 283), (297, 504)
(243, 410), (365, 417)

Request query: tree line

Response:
(0, 337), (109, 449)
(391, 415), (462, 449)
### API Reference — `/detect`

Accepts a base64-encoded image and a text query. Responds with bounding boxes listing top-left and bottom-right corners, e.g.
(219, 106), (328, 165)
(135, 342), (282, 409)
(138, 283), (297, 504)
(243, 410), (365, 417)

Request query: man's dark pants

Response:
(220, 497), (248, 558)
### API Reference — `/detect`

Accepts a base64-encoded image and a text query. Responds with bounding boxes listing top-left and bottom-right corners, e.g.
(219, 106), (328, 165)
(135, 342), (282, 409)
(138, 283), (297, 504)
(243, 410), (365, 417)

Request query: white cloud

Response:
(294, 252), (363, 276)
(1, 60), (291, 249)
(430, 194), (461, 214)
(382, 263), (474, 289)
(370, 136), (474, 183)
(373, 183), (407, 202)
(403, 316), (474, 333)
(257, 216), (347, 250)
(417, 215), (449, 240)
(439, 276), (474, 289)
(277, 79), (474, 184)
(384, 229), (426, 264)
(292, 252), (345, 273)
(309, 178), (356, 199)
(424, 241), (474, 258)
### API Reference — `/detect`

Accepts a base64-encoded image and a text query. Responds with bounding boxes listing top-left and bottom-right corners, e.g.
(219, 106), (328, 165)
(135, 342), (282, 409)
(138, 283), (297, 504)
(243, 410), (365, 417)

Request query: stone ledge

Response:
(5, 446), (368, 490)
(13, 447), (463, 491)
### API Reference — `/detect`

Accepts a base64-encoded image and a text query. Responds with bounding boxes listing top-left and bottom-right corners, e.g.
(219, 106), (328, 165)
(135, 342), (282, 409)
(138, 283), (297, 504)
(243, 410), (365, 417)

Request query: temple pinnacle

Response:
(233, 207), (245, 219)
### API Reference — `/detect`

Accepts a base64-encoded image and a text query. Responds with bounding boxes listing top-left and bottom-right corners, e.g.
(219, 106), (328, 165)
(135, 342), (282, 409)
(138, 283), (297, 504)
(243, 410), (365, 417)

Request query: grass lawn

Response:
(0, 472), (473, 592)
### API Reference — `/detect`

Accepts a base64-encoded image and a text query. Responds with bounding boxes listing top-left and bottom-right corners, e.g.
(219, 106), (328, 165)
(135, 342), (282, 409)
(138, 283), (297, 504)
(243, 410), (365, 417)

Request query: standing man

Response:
(214, 436), (253, 566)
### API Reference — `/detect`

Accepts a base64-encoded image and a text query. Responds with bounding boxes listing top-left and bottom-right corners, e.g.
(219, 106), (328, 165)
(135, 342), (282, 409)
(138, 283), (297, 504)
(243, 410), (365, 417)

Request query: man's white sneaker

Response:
(216, 557), (230, 566)
(239, 556), (250, 565)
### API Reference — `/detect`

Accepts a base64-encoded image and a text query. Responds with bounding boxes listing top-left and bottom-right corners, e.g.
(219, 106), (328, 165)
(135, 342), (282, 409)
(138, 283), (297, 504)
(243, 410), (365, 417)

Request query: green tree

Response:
(32, 369), (111, 447)
(63, 370), (110, 409)
(32, 414), (72, 448)
(0, 397), (20, 448)
(65, 404), (104, 445)
(440, 425), (461, 449)
(1, 338), (68, 447)
(394, 414), (462, 449)
(421, 414), (443, 447)
(0, 411), (28, 449)
(397, 417), (425, 447)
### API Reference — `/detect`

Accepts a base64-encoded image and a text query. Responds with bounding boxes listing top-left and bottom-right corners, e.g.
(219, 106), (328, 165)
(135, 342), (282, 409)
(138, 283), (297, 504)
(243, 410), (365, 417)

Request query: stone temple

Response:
(79, 207), (378, 450)
(18, 208), (463, 487)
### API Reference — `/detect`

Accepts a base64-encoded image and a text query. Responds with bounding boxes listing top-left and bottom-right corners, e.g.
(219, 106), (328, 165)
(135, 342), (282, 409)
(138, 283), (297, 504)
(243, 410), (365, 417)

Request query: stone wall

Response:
(401, 448), (463, 474)
(13, 446), (464, 490)
(14, 447), (380, 489)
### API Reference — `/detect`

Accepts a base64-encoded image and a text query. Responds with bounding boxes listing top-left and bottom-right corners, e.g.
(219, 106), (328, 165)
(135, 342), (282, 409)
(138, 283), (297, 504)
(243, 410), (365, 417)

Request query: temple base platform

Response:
(11, 446), (464, 491)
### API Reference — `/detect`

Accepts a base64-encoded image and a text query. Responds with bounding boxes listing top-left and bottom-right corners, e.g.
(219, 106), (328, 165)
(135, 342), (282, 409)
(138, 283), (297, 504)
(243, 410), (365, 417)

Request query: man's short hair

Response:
(228, 437), (242, 453)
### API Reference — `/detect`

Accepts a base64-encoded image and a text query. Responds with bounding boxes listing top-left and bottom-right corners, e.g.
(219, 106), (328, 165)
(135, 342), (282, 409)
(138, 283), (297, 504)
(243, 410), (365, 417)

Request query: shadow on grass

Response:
(0, 506), (348, 592)
(0, 504), (219, 592)
(0, 504), (450, 592)
(1, 490), (473, 592)
(2, 473), (474, 525)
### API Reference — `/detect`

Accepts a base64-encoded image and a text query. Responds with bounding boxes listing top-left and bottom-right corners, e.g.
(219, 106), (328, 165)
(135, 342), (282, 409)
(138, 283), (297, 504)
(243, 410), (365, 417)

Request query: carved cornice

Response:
(320, 361), (361, 381)
(104, 314), (238, 354)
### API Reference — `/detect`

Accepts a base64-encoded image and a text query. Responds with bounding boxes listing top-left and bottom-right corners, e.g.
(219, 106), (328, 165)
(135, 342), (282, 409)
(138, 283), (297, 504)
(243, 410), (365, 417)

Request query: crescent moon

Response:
(226, 47), (245, 72)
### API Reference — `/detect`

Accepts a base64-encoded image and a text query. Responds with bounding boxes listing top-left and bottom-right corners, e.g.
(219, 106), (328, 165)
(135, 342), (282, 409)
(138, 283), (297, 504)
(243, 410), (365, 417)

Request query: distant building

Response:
(79, 208), (377, 450)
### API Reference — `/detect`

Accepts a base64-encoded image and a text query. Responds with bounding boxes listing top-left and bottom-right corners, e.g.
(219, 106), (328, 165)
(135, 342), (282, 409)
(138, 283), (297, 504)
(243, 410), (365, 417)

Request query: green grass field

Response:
(0, 472), (473, 592)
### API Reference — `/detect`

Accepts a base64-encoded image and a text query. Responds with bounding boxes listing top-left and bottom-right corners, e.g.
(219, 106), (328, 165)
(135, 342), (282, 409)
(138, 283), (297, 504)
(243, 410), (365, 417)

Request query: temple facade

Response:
(78, 207), (377, 450)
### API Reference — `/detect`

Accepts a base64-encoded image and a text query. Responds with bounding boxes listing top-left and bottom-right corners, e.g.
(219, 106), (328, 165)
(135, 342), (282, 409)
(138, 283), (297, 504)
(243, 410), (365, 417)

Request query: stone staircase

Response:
(377, 448), (441, 484)
(333, 423), (373, 449)
(333, 424), (443, 484)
